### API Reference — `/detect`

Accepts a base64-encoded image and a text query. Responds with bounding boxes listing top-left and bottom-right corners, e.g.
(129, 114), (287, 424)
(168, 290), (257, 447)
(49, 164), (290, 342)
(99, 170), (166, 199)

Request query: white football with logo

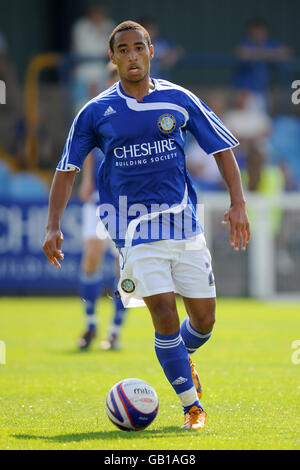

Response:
(106, 378), (159, 431)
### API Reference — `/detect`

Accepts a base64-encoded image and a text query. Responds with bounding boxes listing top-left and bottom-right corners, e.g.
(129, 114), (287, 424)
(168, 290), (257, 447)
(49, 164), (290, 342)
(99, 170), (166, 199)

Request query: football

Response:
(106, 378), (159, 431)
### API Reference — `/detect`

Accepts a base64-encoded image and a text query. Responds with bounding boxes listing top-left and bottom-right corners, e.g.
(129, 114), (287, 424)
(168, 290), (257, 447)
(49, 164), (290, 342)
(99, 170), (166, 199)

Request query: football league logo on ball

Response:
(158, 113), (176, 134)
(121, 279), (135, 294)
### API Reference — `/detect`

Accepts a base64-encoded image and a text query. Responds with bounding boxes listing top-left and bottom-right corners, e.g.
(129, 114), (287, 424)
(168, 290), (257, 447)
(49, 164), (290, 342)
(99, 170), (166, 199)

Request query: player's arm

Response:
(43, 102), (97, 267)
(214, 149), (250, 251)
(43, 170), (77, 268)
(184, 90), (250, 250)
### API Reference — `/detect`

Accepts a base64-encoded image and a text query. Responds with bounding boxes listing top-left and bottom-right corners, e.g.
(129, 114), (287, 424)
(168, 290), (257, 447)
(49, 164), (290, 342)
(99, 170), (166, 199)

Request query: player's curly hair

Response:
(109, 20), (151, 53)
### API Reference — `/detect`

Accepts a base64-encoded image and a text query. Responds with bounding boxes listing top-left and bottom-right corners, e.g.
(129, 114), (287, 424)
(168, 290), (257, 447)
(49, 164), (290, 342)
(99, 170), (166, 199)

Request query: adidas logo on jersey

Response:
(172, 376), (188, 386)
(104, 106), (116, 116)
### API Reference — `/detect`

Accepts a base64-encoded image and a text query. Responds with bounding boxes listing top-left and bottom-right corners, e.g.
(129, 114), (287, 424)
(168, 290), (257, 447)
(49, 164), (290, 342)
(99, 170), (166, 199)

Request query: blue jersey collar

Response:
(117, 79), (157, 101)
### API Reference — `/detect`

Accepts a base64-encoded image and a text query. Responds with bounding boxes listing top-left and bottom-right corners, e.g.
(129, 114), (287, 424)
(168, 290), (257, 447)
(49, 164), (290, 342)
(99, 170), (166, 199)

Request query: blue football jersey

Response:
(92, 147), (104, 189)
(57, 79), (239, 247)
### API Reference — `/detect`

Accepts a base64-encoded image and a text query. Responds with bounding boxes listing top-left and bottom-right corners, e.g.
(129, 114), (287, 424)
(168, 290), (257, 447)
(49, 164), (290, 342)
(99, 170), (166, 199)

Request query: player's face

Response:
(109, 29), (154, 83)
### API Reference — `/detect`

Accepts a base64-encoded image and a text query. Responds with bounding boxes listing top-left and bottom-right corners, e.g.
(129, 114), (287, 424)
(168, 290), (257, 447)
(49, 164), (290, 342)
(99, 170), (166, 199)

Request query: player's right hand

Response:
(43, 230), (64, 268)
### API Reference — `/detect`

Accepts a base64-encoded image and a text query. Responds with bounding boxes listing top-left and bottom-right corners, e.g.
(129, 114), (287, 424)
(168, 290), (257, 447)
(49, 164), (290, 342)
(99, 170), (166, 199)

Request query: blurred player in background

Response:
(43, 21), (250, 430)
(233, 17), (293, 111)
(78, 151), (127, 351)
(223, 88), (271, 191)
(71, 3), (115, 111)
(78, 64), (127, 350)
(140, 17), (184, 80)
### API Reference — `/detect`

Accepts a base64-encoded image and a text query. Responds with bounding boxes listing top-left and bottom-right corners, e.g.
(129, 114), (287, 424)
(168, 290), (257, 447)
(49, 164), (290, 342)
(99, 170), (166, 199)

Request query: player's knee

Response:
(192, 307), (216, 334)
(151, 303), (180, 335)
(202, 310), (216, 332)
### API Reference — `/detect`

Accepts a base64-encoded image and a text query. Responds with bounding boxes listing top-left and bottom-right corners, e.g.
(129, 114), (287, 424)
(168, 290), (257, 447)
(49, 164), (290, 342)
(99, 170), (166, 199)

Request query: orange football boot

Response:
(181, 406), (207, 430)
(189, 357), (202, 399)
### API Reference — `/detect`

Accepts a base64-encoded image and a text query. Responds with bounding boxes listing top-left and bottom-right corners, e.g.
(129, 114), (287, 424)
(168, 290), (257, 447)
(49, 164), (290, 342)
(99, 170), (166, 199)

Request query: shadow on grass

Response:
(13, 427), (181, 442)
(54, 347), (121, 356)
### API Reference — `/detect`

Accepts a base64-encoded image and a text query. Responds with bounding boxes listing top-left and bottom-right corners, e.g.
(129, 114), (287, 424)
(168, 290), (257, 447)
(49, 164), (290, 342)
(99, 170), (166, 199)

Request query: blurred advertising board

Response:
(0, 199), (83, 294)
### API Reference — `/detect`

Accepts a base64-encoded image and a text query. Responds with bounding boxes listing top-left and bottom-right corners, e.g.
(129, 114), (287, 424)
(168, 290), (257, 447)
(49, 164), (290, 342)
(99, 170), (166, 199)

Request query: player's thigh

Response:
(82, 201), (99, 239)
(119, 242), (174, 300)
(118, 241), (177, 309)
(171, 237), (216, 301)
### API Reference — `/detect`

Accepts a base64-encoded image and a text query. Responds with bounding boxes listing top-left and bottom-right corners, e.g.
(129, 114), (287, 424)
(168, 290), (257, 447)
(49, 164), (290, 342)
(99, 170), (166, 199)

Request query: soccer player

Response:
(43, 21), (250, 430)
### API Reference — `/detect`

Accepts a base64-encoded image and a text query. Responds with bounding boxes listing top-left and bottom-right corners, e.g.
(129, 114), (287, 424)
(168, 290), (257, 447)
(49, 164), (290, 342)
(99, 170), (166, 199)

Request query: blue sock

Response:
(180, 316), (213, 354)
(109, 292), (127, 336)
(155, 331), (203, 413)
(78, 270), (103, 330)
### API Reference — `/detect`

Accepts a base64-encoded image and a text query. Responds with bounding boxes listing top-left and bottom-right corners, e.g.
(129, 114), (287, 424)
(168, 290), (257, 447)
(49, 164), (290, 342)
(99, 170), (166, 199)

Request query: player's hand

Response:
(43, 229), (65, 268)
(221, 203), (250, 251)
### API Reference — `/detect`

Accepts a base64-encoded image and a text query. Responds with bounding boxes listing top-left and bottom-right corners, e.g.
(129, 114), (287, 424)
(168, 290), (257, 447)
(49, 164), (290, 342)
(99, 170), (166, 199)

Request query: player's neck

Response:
(120, 75), (155, 102)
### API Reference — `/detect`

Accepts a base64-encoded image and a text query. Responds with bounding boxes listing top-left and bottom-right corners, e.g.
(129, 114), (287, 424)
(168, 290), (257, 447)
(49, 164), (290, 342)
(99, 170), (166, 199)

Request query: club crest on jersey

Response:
(121, 279), (135, 294)
(158, 113), (176, 134)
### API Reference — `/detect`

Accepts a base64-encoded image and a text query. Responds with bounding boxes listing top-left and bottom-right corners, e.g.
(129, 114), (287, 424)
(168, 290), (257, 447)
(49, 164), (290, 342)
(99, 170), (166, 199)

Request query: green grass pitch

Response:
(0, 296), (299, 450)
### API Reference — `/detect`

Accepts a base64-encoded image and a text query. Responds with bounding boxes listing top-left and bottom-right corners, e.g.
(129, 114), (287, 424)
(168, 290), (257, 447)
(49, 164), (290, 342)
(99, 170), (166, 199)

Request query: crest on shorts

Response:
(121, 279), (135, 294)
(158, 113), (176, 133)
(208, 271), (215, 287)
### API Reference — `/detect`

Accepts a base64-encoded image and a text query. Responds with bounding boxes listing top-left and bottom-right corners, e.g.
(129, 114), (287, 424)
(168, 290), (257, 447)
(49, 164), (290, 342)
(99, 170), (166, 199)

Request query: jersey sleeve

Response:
(57, 103), (97, 172)
(185, 92), (239, 155)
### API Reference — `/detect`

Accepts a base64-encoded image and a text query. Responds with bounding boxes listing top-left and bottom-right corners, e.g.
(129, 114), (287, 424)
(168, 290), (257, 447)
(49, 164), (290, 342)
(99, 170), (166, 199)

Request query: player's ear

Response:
(149, 44), (154, 60)
(109, 50), (116, 65)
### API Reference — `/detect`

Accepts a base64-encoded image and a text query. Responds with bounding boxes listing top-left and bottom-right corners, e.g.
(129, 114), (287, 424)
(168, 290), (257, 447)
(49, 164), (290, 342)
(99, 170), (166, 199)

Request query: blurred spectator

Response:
(185, 134), (224, 192)
(185, 94), (227, 192)
(233, 18), (293, 111)
(71, 4), (115, 110)
(0, 32), (21, 114)
(269, 115), (300, 191)
(223, 89), (271, 191)
(140, 17), (184, 80)
(0, 32), (22, 157)
(9, 105), (59, 171)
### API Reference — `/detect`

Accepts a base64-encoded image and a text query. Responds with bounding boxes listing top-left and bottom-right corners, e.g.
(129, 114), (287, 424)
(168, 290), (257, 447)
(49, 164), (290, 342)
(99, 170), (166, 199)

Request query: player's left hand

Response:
(221, 203), (250, 251)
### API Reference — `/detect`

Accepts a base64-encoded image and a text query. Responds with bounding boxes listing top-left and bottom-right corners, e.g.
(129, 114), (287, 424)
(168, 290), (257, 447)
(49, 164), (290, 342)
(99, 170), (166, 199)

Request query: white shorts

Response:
(118, 233), (216, 308)
(82, 199), (118, 255)
(82, 201), (97, 240)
